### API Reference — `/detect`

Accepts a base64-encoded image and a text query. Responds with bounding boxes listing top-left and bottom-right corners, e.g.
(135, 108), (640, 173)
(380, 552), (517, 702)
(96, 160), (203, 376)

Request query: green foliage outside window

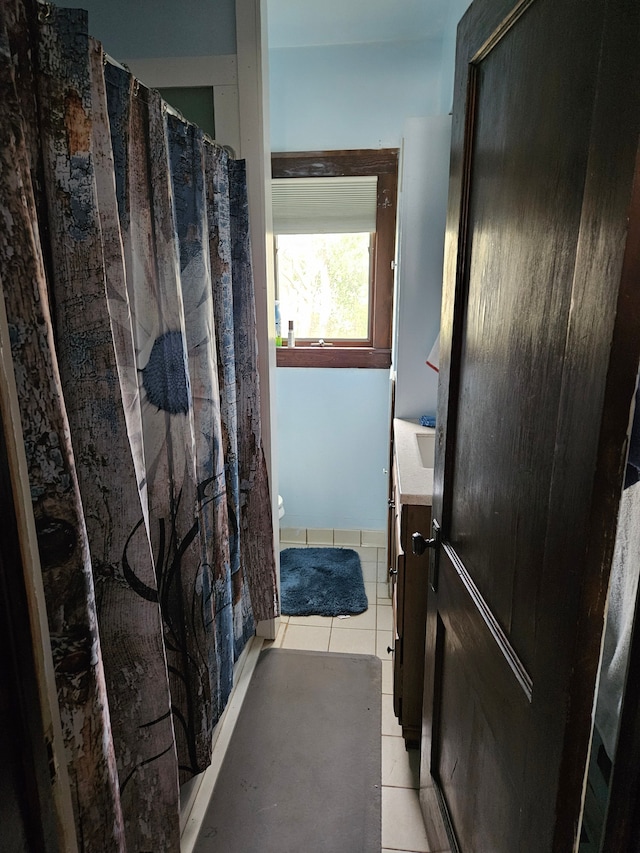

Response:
(276, 233), (371, 340)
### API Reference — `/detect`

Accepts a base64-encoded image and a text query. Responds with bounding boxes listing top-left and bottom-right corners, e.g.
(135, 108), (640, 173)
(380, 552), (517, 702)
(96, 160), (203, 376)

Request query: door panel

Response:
(433, 551), (530, 848)
(421, 0), (640, 850)
(438, 639), (520, 852)
(448, 0), (600, 673)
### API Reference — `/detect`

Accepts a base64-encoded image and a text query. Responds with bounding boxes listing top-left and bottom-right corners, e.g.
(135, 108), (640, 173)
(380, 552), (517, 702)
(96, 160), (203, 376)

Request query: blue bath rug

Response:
(280, 547), (368, 617)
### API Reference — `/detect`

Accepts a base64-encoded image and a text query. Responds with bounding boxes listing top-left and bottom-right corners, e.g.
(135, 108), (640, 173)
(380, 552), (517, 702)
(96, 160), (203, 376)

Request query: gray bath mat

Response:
(279, 546), (368, 616)
(194, 648), (381, 852)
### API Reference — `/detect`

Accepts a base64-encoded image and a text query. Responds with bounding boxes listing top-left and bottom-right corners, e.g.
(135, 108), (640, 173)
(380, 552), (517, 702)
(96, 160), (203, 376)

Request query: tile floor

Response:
(267, 540), (451, 853)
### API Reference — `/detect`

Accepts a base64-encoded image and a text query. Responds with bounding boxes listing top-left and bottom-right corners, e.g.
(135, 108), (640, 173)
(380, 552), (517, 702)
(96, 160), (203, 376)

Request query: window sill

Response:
(275, 346), (391, 368)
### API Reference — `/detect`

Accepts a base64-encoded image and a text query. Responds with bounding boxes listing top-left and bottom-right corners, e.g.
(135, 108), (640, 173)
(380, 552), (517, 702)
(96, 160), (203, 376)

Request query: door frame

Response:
(599, 147), (640, 851)
(0, 284), (78, 851)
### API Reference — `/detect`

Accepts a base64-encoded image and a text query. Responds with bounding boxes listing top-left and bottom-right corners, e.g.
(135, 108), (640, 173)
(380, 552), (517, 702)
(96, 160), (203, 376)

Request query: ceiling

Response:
(266, 0), (452, 49)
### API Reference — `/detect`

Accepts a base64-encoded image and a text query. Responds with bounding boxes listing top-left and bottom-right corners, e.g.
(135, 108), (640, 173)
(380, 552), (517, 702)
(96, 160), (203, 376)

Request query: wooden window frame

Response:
(272, 149), (398, 368)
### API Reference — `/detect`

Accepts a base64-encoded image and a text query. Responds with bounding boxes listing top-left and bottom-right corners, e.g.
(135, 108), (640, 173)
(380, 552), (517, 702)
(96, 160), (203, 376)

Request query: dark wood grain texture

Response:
(388, 452), (430, 747)
(398, 502), (430, 746)
(275, 346), (391, 368)
(420, 0), (640, 850)
(372, 172), (396, 351)
(575, 2), (640, 848)
(271, 148), (398, 178)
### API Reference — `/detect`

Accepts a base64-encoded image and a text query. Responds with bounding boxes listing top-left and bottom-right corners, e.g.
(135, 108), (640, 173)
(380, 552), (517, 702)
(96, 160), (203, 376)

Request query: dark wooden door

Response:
(419, 1), (640, 851)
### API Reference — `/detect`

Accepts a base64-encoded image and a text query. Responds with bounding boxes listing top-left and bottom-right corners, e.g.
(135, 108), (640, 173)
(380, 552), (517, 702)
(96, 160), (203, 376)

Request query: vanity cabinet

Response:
(388, 420), (433, 748)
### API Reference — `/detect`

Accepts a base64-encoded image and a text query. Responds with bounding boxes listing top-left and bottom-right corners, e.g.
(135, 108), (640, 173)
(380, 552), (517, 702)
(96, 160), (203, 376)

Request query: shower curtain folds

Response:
(0, 1), (278, 850)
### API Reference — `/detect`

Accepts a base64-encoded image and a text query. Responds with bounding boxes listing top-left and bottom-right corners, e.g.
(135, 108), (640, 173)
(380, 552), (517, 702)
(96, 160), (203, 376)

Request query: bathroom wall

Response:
(269, 40), (443, 153)
(276, 369), (391, 530)
(61, 0), (236, 58)
(439, 0), (473, 114)
(270, 29), (463, 531)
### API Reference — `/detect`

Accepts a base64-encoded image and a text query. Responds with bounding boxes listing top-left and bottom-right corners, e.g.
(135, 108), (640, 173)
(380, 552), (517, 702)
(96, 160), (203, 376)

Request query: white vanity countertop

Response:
(393, 418), (435, 506)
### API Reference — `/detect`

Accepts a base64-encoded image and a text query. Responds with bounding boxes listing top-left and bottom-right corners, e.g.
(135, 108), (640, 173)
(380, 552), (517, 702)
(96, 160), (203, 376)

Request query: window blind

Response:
(271, 175), (378, 234)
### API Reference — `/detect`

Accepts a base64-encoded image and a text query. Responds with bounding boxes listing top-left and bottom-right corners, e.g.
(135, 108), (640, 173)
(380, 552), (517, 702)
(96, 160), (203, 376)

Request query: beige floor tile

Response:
(364, 581), (377, 604)
(360, 561), (378, 583)
(381, 692), (402, 737)
(331, 607), (376, 630)
(382, 735), (420, 789)
(264, 530), (451, 853)
(377, 581), (392, 603)
(382, 786), (432, 852)
(377, 605), (393, 632)
(328, 628), (376, 655)
(377, 629), (394, 659)
(281, 624), (330, 652)
(381, 659), (393, 694)
(288, 614), (332, 628)
(352, 545), (379, 563)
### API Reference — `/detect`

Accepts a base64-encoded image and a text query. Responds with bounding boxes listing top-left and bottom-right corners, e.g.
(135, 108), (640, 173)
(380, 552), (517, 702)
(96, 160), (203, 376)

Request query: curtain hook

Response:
(133, 79), (140, 98)
(37, 2), (52, 22)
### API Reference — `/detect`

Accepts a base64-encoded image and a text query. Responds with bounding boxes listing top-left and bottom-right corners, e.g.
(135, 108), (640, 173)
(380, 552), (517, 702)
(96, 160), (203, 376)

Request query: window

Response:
(271, 149), (398, 368)
(276, 231), (373, 340)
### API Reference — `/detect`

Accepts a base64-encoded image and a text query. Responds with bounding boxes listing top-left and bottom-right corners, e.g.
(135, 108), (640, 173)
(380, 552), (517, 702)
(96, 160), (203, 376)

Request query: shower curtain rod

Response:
(102, 52), (236, 158)
(35, 2), (235, 156)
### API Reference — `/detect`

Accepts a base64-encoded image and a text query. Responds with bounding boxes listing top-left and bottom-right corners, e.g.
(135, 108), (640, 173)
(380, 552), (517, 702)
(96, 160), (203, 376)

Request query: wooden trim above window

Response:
(275, 346), (391, 368)
(272, 149), (398, 369)
(272, 149), (399, 179)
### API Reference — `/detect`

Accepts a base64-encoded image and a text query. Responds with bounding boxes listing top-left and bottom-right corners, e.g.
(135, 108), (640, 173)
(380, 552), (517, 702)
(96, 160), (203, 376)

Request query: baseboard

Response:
(279, 527), (387, 549)
(256, 616), (280, 640)
(180, 636), (264, 851)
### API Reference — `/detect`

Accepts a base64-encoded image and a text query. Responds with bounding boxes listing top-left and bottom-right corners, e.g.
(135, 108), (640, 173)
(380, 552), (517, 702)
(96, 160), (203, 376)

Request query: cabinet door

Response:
(391, 501), (404, 719)
(399, 503), (430, 746)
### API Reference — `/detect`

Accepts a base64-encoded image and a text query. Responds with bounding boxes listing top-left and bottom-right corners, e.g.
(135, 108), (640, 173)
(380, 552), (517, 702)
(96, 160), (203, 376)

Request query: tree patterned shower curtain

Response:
(0, 1), (278, 850)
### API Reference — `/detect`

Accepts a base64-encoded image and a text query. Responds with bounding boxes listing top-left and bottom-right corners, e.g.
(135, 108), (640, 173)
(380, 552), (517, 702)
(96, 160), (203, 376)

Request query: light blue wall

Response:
(393, 115), (452, 420)
(61, 0), (236, 58)
(271, 35), (449, 532)
(276, 369), (391, 530)
(269, 40), (442, 152)
(439, 0), (473, 113)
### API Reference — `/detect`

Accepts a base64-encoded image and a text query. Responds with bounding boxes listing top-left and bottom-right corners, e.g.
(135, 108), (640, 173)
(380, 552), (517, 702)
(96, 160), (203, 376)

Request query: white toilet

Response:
(278, 494), (285, 520)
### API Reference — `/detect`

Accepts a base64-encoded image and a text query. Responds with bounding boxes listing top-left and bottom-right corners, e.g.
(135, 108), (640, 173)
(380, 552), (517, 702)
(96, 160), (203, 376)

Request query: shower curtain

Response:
(0, 1), (278, 850)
